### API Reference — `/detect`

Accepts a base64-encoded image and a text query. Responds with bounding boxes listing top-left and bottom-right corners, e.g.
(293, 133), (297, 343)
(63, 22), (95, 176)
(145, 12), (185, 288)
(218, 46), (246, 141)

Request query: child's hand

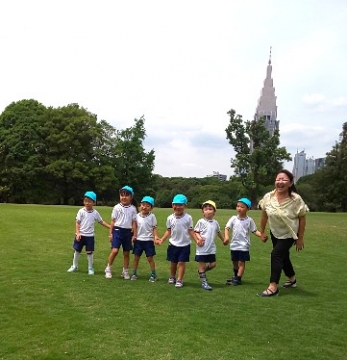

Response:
(108, 234), (112, 243)
(197, 239), (205, 247)
(155, 238), (162, 245)
(75, 233), (81, 241)
(132, 236), (137, 242)
(261, 233), (268, 243)
(223, 239), (229, 246)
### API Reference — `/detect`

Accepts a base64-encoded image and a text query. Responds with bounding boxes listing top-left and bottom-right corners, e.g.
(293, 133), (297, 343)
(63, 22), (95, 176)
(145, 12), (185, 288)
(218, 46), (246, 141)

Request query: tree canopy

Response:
(225, 109), (291, 207)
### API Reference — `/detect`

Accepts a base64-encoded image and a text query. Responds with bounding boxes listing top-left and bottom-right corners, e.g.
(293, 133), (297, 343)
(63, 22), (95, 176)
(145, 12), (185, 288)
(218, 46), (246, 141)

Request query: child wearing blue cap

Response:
(224, 198), (264, 285)
(130, 196), (160, 282)
(67, 191), (110, 275)
(158, 194), (200, 288)
(105, 186), (138, 280)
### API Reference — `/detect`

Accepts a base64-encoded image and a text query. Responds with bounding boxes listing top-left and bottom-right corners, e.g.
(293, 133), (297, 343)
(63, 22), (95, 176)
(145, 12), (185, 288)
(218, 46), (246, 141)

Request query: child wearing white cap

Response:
(67, 191), (110, 275)
(224, 198), (264, 286)
(194, 200), (227, 291)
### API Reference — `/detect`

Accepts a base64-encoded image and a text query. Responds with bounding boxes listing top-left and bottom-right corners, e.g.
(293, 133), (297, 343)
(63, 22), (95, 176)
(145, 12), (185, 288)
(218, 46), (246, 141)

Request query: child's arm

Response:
(75, 221), (81, 240)
(158, 229), (171, 245)
(99, 220), (111, 229)
(131, 220), (137, 241)
(108, 219), (115, 242)
(224, 228), (230, 245)
(217, 231), (227, 245)
(253, 229), (267, 242)
(190, 229), (203, 246)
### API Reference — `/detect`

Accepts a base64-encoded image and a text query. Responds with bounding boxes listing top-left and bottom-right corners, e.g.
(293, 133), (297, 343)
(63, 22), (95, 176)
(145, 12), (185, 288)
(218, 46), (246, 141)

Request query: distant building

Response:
(207, 171), (227, 182)
(292, 150), (326, 183)
(251, 48), (280, 152)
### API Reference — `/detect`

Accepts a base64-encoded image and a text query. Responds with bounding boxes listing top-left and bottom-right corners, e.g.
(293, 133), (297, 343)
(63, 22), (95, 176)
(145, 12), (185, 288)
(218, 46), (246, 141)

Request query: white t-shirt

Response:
(136, 212), (157, 241)
(166, 213), (194, 247)
(111, 203), (137, 229)
(194, 218), (221, 255)
(76, 208), (103, 236)
(225, 216), (257, 251)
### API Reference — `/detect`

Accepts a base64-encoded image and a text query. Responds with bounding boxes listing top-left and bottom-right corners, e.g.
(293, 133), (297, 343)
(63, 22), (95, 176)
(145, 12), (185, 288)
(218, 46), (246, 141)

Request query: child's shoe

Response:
(105, 267), (112, 279)
(175, 280), (184, 288)
(168, 276), (176, 284)
(131, 274), (138, 280)
(149, 275), (157, 282)
(123, 269), (130, 280)
(202, 282), (212, 291)
(67, 265), (78, 272)
(88, 267), (94, 275)
(225, 277), (234, 285)
(230, 277), (241, 286)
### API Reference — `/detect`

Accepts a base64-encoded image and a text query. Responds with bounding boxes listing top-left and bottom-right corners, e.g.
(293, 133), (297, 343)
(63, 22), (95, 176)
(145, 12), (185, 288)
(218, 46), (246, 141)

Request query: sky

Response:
(0, 0), (346, 178)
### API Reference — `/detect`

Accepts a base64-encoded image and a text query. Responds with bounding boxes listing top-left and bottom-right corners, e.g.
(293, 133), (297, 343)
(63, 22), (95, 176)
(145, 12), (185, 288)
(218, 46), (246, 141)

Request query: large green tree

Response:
(314, 122), (347, 211)
(225, 109), (291, 207)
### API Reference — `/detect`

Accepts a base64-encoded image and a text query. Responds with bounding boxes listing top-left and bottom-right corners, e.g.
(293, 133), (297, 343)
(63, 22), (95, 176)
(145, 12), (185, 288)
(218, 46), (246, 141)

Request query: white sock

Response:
(87, 253), (93, 268)
(73, 251), (80, 267)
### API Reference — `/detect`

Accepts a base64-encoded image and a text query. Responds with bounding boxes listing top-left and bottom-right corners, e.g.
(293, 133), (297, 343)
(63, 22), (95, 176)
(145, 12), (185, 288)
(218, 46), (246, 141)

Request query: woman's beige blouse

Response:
(259, 190), (308, 240)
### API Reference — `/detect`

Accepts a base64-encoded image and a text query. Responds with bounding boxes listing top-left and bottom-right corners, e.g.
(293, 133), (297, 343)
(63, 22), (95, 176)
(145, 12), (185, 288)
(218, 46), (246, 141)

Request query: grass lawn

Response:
(0, 204), (346, 360)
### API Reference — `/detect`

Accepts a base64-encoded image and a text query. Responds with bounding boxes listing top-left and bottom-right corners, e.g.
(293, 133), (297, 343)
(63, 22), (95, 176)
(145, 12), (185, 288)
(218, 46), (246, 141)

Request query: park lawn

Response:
(0, 204), (346, 360)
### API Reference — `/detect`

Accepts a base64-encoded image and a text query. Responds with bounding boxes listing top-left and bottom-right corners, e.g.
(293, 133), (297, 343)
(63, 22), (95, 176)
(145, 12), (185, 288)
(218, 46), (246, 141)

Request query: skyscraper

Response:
(254, 48), (279, 136)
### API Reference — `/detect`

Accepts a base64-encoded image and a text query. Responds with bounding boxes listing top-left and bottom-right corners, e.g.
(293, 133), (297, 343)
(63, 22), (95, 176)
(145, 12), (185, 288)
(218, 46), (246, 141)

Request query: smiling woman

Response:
(257, 169), (308, 297)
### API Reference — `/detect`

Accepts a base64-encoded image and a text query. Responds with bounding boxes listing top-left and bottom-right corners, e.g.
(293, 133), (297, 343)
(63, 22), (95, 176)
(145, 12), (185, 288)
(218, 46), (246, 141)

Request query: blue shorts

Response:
(111, 227), (133, 251)
(195, 254), (216, 263)
(133, 240), (156, 257)
(166, 243), (190, 263)
(73, 236), (95, 252)
(231, 250), (250, 262)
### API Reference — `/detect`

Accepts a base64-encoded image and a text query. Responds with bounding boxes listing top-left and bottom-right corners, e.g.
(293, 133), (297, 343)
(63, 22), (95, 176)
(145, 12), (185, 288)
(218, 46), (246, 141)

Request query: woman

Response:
(258, 169), (308, 297)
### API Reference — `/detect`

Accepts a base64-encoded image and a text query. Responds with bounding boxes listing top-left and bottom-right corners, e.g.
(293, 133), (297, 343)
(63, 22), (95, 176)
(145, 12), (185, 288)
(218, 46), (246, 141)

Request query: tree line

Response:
(0, 99), (346, 211)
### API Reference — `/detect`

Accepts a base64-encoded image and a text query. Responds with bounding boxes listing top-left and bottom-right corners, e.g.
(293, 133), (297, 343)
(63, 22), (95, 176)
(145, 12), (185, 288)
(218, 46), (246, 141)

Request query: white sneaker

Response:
(88, 267), (95, 275)
(123, 270), (130, 280)
(67, 265), (78, 272)
(105, 268), (112, 279)
(130, 274), (138, 280)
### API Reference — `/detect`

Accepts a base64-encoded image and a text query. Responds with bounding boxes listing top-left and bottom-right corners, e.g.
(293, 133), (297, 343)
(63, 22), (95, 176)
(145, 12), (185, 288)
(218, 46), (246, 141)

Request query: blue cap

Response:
(238, 197), (251, 209)
(120, 185), (134, 195)
(141, 196), (155, 207)
(172, 194), (188, 205)
(84, 191), (96, 202)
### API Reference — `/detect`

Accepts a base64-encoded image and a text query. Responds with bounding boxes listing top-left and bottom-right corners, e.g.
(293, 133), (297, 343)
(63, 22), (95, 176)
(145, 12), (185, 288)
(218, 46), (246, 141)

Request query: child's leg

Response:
(232, 260), (239, 277)
(132, 255), (140, 274)
(205, 262), (216, 271)
(86, 251), (93, 268)
(73, 251), (81, 267)
(198, 262), (208, 283)
(147, 256), (156, 272)
(237, 261), (245, 277)
(107, 248), (119, 267)
(177, 262), (186, 281)
(170, 262), (178, 277)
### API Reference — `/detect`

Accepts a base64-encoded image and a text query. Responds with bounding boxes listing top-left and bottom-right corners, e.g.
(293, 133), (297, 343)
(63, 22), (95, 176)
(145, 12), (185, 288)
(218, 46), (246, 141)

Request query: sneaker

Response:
(149, 275), (157, 282)
(282, 279), (297, 288)
(67, 265), (78, 273)
(131, 274), (138, 280)
(105, 268), (112, 279)
(230, 278), (241, 286)
(202, 282), (212, 291)
(168, 276), (176, 284)
(123, 270), (130, 280)
(175, 280), (183, 288)
(225, 277), (234, 285)
(88, 267), (94, 275)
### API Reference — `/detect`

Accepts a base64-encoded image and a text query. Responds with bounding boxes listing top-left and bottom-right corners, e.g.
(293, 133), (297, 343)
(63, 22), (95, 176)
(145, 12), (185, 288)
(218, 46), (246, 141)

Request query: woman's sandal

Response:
(257, 288), (279, 297)
(282, 279), (297, 288)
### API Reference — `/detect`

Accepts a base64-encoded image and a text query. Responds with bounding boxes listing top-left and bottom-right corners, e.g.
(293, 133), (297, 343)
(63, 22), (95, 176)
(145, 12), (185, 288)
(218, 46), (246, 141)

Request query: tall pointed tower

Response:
(254, 48), (279, 136)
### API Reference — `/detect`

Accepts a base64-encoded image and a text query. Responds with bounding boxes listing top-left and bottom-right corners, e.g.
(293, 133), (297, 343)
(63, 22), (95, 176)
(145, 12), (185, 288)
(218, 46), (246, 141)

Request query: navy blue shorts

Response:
(111, 227), (133, 251)
(133, 240), (156, 257)
(166, 243), (190, 263)
(195, 254), (216, 263)
(231, 250), (250, 262)
(73, 236), (95, 252)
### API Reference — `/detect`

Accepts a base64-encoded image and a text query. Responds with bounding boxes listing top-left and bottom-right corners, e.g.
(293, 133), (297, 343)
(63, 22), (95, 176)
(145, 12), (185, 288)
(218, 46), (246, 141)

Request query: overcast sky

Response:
(1, 0), (346, 178)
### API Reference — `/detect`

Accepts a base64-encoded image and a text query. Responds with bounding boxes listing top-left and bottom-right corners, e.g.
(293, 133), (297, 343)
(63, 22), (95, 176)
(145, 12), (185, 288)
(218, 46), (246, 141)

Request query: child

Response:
(105, 186), (138, 279)
(158, 194), (201, 288)
(194, 200), (227, 291)
(67, 191), (110, 275)
(131, 196), (160, 282)
(224, 197), (264, 286)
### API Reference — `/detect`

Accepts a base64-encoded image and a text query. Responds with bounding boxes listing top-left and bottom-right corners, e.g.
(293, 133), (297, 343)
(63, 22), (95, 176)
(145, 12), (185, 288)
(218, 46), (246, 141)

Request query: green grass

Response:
(1, 204), (347, 360)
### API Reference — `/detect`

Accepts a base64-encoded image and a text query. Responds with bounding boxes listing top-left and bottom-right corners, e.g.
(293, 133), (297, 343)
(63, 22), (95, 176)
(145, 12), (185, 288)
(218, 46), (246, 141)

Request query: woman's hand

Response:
(296, 238), (304, 251)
